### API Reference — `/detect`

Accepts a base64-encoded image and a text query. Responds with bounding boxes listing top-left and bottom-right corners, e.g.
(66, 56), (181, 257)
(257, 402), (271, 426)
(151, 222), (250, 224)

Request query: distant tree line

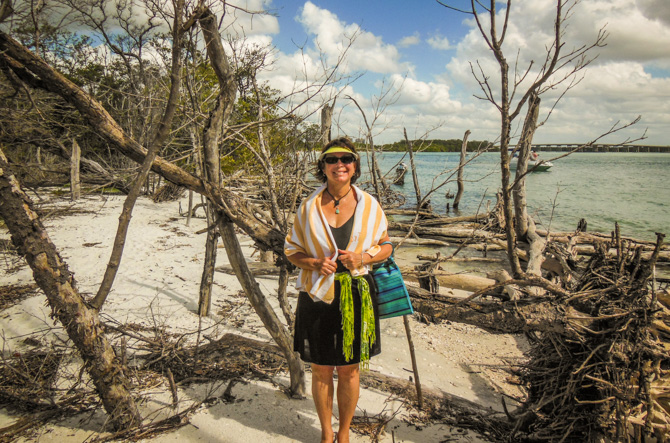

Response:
(377, 138), (491, 152)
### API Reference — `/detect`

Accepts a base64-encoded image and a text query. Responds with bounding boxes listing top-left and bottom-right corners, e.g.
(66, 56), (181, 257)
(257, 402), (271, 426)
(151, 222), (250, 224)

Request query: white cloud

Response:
(398, 33), (420, 48)
(427, 34), (451, 50)
(297, 1), (403, 74)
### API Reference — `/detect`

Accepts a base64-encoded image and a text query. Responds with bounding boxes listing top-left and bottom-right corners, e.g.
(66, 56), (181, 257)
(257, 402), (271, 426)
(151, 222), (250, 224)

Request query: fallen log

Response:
(406, 286), (594, 336)
(385, 210), (491, 226)
(401, 267), (496, 292)
(416, 254), (505, 264)
(537, 230), (667, 248)
(389, 221), (498, 239)
(389, 236), (450, 247)
(216, 262), (297, 278)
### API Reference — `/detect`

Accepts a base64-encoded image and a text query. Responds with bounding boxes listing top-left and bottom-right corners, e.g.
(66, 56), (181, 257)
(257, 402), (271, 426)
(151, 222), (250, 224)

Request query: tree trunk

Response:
(513, 93), (540, 242)
(453, 129), (470, 210)
(402, 315), (423, 409)
(198, 217), (218, 317)
(368, 138), (387, 203)
(320, 99), (335, 145)
(404, 269), (497, 292)
(0, 149), (141, 430)
(70, 138), (80, 200)
(388, 221), (496, 239)
(198, 86), (223, 318)
(195, 5), (306, 396)
(404, 128), (422, 208)
(492, 46), (524, 278)
(186, 190), (194, 227)
(217, 219), (306, 396)
(277, 264), (295, 332)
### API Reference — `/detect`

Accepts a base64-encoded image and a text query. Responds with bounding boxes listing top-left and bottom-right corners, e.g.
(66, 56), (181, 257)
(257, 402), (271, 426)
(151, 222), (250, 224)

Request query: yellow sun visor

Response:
(319, 146), (359, 161)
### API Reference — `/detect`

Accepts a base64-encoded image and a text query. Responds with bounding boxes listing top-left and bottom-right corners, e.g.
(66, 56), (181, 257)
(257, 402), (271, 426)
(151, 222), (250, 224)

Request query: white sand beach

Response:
(0, 193), (529, 442)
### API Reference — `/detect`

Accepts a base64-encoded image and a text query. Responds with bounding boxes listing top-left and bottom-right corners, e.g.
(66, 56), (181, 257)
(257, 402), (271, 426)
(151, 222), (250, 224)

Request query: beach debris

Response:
(152, 182), (184, 202)
(509, 232), (669, 441)
(0, 283), (39, 310)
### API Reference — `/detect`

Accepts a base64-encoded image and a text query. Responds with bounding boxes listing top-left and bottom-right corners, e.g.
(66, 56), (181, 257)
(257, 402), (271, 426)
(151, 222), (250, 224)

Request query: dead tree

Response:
(194, 5), (306, 396)
(404, 128), (423, 209)
(452, 129), (470, 211)
(438, 0), (608, 278)
(320, 98), (335, 145)
(69, 138), (80, 200)
(511, 93), (540, 242)
(345, 80), (403, 203)
(91, 0), (185, 310)
(191, 4), (232, 317)
(0, 148), (142, 430)
(53, 140), (131, 194)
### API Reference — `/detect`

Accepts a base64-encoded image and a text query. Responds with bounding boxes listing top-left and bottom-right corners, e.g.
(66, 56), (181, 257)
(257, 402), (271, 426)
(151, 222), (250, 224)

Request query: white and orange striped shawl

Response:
(284, 184), (388, 304)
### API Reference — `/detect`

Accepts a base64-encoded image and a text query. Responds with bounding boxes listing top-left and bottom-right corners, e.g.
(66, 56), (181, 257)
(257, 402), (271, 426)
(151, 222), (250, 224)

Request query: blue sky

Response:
(221, 0), (670, 146)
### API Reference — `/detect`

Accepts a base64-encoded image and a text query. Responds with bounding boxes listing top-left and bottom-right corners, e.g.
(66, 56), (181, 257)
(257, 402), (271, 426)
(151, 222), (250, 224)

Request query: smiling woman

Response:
(284, 137), (393, 443)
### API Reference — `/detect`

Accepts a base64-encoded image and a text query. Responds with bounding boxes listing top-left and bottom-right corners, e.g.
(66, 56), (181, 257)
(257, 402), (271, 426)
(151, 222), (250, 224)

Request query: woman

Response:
(285, 137), (392, 443)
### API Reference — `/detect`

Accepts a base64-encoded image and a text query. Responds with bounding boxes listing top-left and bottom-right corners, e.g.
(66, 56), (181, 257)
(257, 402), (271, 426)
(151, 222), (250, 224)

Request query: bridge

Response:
(530, 143), (670, 153)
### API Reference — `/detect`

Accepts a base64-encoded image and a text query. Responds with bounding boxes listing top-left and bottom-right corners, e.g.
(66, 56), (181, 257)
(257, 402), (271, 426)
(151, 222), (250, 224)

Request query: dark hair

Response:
(315, 137), (362, 184)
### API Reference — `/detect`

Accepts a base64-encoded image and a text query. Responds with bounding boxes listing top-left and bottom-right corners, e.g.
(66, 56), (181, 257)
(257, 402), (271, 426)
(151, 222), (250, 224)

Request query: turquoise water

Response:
(360, 152), (670, 241)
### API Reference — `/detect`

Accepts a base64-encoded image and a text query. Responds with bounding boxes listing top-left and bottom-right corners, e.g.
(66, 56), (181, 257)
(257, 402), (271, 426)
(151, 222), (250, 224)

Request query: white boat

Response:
(508, 149), (553, 172)
(511, 160), (553, 172)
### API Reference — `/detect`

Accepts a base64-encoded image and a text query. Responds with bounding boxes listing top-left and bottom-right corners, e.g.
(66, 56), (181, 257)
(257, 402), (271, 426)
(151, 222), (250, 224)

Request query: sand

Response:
(0, 193), (528, 442)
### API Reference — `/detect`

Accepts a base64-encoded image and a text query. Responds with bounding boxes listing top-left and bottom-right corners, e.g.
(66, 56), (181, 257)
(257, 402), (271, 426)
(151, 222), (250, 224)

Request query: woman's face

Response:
(322, 152), (357, 186)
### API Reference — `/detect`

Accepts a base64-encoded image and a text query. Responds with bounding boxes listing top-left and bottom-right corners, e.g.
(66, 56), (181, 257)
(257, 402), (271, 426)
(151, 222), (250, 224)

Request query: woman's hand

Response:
(314, 254), (338, 276)
(286, 252), (337, 276)
(337, 249), (365, 271)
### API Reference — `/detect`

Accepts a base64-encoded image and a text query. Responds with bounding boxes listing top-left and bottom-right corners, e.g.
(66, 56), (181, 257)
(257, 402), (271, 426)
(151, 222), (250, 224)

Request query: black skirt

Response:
(293, 274), (381, 366)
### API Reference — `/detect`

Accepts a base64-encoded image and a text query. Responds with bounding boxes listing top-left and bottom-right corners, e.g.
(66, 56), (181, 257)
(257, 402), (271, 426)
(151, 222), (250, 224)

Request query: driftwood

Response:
(389, 236), (451, 247)
(416, 254), (504, 264)
(453, 130), (470, 210)
(389, 221), (497, 240)
(403, 268), (497, 292)
(512, 233), (669, 441)
(407, 285), (593, 335)
(217, 261), (296, 277)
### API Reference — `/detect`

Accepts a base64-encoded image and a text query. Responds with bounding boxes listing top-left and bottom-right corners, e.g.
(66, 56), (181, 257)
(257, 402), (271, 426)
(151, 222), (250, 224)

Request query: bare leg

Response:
(335, 364), (360, 443)
(312, 363), (336, 443)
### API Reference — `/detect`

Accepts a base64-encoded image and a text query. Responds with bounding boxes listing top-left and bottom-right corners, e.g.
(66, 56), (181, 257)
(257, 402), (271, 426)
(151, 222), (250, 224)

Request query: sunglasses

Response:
(323, 155), (356, 165)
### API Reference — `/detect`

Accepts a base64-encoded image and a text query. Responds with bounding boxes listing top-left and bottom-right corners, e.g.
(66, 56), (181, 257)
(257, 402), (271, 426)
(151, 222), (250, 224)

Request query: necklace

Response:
(325, 187), (352, 214)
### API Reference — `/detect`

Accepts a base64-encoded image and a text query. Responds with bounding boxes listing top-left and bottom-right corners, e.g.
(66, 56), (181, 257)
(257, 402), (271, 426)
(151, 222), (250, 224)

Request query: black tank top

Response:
(330, 215), (354, 273)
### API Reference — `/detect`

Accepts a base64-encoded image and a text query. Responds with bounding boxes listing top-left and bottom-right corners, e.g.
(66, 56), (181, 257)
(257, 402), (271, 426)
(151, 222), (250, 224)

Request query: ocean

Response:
(360, 151), (670, 242)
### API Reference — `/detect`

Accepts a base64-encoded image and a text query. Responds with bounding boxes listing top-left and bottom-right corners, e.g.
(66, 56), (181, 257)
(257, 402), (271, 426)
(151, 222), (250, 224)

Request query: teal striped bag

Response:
(371, 242), (413, 319)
